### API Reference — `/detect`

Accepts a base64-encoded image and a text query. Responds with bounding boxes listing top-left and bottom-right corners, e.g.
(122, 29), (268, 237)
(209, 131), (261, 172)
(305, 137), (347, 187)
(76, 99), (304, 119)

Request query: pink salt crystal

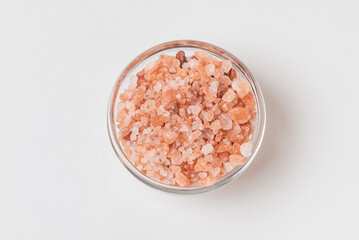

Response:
(187, 58), (199, 68)
(205, 65), (215, 76)
(224, 162), (234, 173)
(221, 60), (232, 73)
(229, 154), (245, 167)
(205, 155), (213, 162)
(160, 169), (168, 177)
(232, 79), (251, 98)
(123, 115), (132, 127)
(130, 133), (137, 142)
(222, 89), (236, 103)
(179, 108), (185, 117)
(125, 101), (135, 111)
(171, 151), (182, 165)
(163, 132), (178, 144)
(175, 172), (190, 186)
(188, 130), (202, 142)
(137, 164), (143, 171)
(201, 143), (214, 155)
(171, 165), (181, 174)
(209, 81), (219, 93)
(213, 167), (221, 177)
(131, 126), (139, 136)
(203, 111), (214, 122)
(144, 60), (157, 74)
(218, 114), (233, 130)
(129, 75), (138, 87)
(198, 172), (208, 179)
(188, 105), (202, 115)
(210, 120), (221, 131)
(162, 88), (177, 103)
(240, 142), (252, 157)
(143, 127), (152, 135)
(219, 75), (232, 86)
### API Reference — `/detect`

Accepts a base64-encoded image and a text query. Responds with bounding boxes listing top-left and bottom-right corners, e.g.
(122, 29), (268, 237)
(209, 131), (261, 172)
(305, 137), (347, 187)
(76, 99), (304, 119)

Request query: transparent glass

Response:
(107, 40), (266, 194)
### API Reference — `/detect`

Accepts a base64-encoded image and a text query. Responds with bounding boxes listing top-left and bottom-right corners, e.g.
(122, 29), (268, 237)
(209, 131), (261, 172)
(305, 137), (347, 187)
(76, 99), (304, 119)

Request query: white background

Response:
(1, 0), (359, 239)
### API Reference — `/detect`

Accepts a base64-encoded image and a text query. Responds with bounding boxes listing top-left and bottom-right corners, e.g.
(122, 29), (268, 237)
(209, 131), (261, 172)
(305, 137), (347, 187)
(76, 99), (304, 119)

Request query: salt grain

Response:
(240, 142), (252, 157)
(201, 143), (214, 155)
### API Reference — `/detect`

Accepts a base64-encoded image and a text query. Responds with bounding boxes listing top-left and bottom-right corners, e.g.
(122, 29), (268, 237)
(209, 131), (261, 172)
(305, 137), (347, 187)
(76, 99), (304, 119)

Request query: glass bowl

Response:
(107, 40), (266, 194)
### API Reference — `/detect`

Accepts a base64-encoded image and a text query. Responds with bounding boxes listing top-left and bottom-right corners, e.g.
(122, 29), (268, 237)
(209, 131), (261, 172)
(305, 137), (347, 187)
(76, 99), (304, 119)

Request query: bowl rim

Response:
(107, 40), (266, 194)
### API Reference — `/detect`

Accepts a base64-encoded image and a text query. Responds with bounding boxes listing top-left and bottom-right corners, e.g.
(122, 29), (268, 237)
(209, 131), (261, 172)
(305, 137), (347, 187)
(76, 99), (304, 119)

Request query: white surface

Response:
(1, 0), (358, 239)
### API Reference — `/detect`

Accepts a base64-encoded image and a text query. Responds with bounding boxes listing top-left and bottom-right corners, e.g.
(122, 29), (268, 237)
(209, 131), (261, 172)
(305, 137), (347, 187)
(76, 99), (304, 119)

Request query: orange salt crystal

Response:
(229, 107), (251, 124)
(232, 142), (242, 154)
(171, 151), (182, 165)
(242, 92), (256, 107)
(162, 88), (177, 103)
(217, 144), (232, 153)
(194, 158), (210, 172)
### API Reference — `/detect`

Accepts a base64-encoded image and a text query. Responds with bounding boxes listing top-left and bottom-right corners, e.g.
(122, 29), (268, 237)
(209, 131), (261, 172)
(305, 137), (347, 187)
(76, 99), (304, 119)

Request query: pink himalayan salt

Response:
(198, 172), (208, 179)
(232, 79), (251, 98)
(240, 142), (252, 157)
(187, 105), (202, 115)
(175, 172), (190, 186)
(163, 132), (178, 144)
(209, 81), (219, 93)
(201, 144), (214, 155)
(203, 111), (214, 122)
(213, 167), (221, 177)
(116, 51), (257, 187)
(229, 107), (251, 124)
(171, 151), (182, 165)
(204, 64), (215, 76)
(210, 120), (221, 131)
(221, 60), (232, 73)
(222, 89), (237, 103)
(188, 130), (202, 142)
(224, 162), (234, 173)
(229, 154), (245, 167)
(218, 114), (233, 130)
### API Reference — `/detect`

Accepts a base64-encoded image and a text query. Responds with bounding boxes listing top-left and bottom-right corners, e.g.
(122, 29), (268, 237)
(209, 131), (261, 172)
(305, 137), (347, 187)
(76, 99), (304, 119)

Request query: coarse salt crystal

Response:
(232, 78), (251, 98)
(203, 111), (214, 122)
(132, 126), (139, 136)
(205, 64), (215, 76)
(205, 155), (213, 162)
(240, 142), (252, 157)
(160, 170), (168, 177)
(221, 60), (232, 73)
(222, 89), (236, 103)
(179, 108), (185, 117)
(129, 75), (138, 87)
(198, 172), (208, 179)
(209, 81), (219, 93)
(224, 162), (234, 173)
(213, 167), (221, 177)
(201, 143), (214, 155)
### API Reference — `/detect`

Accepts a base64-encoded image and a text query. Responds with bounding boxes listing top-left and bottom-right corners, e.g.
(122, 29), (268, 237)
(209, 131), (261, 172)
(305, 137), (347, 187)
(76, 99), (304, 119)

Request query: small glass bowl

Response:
(107, 40), (266, 194)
